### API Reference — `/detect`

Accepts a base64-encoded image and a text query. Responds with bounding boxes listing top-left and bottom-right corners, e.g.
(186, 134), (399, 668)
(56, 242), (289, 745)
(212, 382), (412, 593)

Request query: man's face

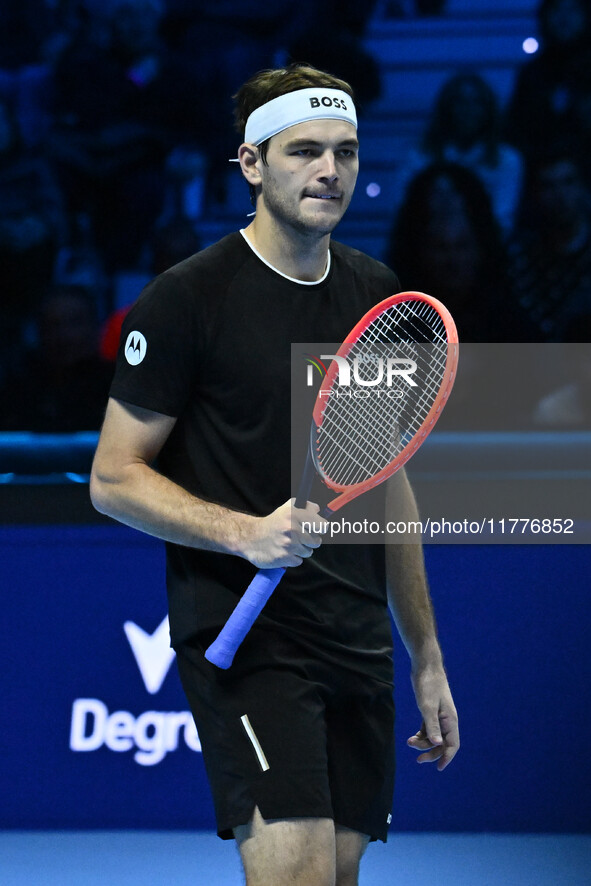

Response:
(255, 119), (359, 238)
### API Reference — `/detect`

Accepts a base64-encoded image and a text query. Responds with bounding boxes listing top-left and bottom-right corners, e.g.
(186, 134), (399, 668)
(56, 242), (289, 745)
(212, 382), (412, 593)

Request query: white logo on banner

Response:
(69, 616), (201, 766)
(124, 616), (176, 694)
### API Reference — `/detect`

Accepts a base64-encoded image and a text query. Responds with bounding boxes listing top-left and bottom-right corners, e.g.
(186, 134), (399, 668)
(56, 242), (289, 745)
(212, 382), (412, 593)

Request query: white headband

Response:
(244, 87), (357, 146)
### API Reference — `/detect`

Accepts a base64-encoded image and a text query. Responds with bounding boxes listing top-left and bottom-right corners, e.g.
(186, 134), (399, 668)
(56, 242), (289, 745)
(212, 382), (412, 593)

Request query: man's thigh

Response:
(234, 809), (370, 886)
(234, 806), (337, 886)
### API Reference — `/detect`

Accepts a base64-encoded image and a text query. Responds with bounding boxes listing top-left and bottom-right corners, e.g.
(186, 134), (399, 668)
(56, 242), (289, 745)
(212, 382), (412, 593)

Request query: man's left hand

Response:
(408, 665), (459, 771)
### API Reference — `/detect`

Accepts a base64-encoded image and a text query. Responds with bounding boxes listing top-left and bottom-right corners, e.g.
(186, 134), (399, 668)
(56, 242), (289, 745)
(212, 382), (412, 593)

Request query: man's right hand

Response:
(240, 499), (326, 569)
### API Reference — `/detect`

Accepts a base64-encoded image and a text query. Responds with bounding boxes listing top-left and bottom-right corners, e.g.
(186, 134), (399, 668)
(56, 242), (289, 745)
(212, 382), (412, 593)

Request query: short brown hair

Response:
(234, 63), (355, 162)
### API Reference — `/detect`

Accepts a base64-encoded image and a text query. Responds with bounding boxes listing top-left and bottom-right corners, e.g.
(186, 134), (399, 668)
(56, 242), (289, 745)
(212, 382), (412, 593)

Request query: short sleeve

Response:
(109, 269), (203, 417)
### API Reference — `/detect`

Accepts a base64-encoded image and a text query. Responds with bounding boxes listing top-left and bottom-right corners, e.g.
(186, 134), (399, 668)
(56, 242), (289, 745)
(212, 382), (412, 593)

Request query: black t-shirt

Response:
(111, 231), (400, 677)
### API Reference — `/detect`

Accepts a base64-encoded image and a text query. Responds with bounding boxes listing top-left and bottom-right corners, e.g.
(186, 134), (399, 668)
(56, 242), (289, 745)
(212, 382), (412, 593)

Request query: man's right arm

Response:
(90, 397), (322, 568)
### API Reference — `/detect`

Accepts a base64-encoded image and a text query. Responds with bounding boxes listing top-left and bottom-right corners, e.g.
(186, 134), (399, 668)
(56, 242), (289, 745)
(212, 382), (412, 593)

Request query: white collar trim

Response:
(239, 229), (331, 285)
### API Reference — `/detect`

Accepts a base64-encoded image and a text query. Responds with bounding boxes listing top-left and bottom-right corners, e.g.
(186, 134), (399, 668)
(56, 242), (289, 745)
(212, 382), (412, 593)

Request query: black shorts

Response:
(176, 628), (395, 842)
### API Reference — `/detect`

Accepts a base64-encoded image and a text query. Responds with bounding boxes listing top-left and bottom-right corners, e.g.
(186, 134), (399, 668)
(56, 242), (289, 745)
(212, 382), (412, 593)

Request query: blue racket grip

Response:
(205, 454), (319, 670)
(204, 567), (286, 669)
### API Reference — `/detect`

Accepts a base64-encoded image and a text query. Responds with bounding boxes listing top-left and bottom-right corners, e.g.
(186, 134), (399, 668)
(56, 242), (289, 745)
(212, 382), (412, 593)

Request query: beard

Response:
(259, 168), (353, 239)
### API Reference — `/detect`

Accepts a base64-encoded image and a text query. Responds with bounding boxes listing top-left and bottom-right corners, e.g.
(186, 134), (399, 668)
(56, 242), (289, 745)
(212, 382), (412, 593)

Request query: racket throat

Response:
(294, 445), (317, 508)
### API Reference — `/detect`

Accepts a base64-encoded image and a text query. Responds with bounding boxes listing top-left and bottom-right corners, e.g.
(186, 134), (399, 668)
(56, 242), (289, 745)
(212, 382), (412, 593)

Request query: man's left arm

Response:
(385, 471), (460, 771)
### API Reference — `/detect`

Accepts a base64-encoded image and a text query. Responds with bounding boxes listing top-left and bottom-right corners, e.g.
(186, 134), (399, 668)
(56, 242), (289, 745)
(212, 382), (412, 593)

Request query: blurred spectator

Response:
(567, 61), (591, 190)
(53, 211), (110, 315)
(0, 0), (55, 69)
(0, 96), (67, 363)
(287, 1), (382, 112)
(161, 2), (382, 203)
(391, 72), (523, 231)
(162, 0), (311, 74)
(505, 0), (591, 176)
(0, 285), (113, 431)
(100, 213), (201, 361)
(48, 0), (205, 272)
(387, 162), (533, 342)
(157, 145), (208, 225)
(506, 147), (591, 342)
(161, 1), (321, 203)
(150, 217), (201, 277)
(532, 315), (591, 427)
(100, 304), (134, 363)
(0, 0), (57, 148)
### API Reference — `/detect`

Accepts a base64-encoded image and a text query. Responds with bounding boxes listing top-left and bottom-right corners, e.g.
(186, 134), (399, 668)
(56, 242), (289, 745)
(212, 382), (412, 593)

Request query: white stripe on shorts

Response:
(240, 714), (270, 772)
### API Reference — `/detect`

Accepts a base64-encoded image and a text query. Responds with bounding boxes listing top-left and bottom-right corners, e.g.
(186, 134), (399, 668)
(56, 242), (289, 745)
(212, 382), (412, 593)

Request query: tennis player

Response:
(91, 64), (459, 886)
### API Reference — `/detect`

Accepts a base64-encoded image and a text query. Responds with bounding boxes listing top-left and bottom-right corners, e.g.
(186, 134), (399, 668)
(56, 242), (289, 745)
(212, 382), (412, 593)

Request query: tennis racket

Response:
(205, 291), (458, 669)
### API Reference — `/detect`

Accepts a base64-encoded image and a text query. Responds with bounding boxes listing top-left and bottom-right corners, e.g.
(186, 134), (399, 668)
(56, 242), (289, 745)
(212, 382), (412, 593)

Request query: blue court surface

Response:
(1, 831), (589, 885)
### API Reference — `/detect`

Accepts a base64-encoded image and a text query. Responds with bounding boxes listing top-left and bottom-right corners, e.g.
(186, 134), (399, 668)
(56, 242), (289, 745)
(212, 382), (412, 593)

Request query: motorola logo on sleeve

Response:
(125, 331), (147, 365)
(69, 616), (202, 766)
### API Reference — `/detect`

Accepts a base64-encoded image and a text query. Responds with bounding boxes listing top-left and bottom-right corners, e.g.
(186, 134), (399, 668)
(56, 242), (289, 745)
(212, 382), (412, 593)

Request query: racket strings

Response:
(362, 299), (447, 347)
(320, 349), (446, 484)
(315, 299), (452, 488)
(319, 349), (447, 485)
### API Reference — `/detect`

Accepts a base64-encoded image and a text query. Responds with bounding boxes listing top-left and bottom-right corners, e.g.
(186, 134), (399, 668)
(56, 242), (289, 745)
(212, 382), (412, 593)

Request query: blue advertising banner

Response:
(2, 523), (590, 832)
(2, 525), (213, 829)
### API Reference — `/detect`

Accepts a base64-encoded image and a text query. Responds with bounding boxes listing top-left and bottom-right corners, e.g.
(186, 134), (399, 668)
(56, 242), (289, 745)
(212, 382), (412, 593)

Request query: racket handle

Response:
(206, 450), (317, 669)
(204, 567), (286, 669)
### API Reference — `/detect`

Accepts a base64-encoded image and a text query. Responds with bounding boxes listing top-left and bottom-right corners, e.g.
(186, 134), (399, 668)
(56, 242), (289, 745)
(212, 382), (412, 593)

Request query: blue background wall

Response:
(2, 524), (589, 833)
